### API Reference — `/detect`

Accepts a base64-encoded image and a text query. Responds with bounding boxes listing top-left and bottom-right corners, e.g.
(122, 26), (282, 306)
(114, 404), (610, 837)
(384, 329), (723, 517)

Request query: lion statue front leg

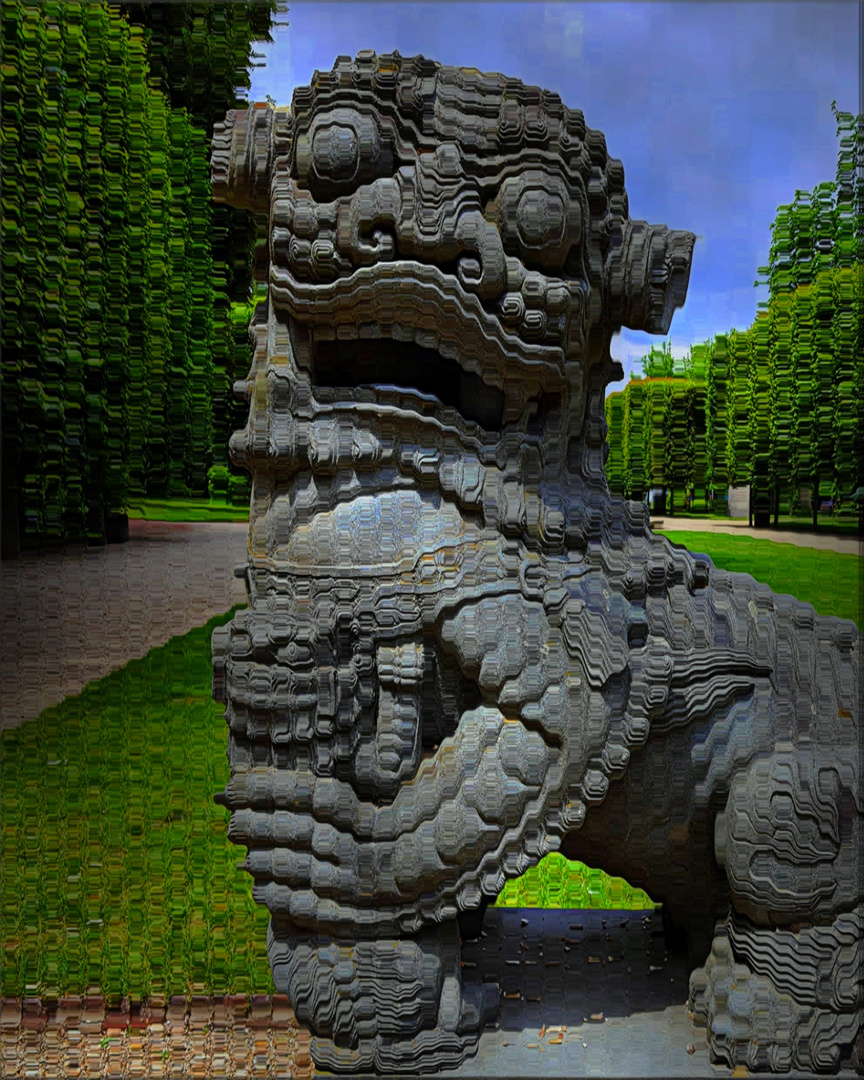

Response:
(267, 918), (498, 1073)
(212, 544), (572, 1071)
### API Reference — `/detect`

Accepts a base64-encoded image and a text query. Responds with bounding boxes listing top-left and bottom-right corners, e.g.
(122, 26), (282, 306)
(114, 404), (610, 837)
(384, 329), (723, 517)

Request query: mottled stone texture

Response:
(210, 52), (862, 1074)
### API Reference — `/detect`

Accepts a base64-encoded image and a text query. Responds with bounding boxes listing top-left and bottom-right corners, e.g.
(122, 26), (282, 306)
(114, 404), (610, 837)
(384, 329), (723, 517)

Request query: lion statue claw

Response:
(210, 52), (862, 1074)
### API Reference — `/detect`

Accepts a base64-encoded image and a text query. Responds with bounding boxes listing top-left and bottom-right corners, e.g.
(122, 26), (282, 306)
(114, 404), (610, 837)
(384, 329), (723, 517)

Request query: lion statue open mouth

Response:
(210, 51), (862, 1074)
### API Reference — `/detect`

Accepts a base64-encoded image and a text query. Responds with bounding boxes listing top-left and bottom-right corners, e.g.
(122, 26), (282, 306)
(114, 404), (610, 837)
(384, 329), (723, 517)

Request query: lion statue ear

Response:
(211, 103), (275, 214)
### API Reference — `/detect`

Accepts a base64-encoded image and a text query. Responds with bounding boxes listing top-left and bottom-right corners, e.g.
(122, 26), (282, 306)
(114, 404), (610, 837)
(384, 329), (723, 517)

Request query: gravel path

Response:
(0, 993), (312, 1079)
(443, 908), (709, 1078)
(1, 520), (248, 730)
(652, 516), (861, 555)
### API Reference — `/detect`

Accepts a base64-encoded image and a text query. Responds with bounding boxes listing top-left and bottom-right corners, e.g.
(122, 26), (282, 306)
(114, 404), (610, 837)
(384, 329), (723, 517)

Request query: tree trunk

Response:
(748, 486), (752, 528)
(1, 480), (20, 560)
(812, 473), (819, 530)
(773, 478), (780, 527)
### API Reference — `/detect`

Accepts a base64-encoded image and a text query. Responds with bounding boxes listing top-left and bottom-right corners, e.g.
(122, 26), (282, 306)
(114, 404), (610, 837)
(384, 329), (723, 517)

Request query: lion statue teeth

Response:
(210, 50), (862, 1074)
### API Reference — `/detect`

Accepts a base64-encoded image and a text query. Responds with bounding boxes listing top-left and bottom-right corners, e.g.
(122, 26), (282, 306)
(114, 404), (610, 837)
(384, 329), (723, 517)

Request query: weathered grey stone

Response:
(211, 51), (862, 1074)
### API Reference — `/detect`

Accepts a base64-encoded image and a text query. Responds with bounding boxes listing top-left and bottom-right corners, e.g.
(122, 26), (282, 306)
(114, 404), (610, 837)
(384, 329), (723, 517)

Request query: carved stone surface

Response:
(210, 51), (862, 1074)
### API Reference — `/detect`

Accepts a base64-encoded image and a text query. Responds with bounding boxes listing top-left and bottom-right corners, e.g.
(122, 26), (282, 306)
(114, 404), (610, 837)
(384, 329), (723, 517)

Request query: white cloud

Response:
(537, 6), (585, 66)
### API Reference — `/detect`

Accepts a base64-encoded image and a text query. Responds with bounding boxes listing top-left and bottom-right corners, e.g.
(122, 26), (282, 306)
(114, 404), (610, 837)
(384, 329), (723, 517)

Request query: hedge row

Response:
(606, 108), (863, 517)
(1, 1), (278, 551)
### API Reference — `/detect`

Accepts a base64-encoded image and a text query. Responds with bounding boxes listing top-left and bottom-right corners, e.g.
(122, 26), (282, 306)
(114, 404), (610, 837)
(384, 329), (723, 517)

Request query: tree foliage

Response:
(622, 377), (646, 500)
(1, 0), (279, 550)
(607, 110), (862, 522)
(603, 390), (626, 495)
(118, 1), (277, 141)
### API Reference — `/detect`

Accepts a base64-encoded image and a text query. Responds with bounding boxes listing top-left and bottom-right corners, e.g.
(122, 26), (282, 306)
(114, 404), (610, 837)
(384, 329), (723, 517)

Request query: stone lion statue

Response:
(210, 51), (862, 1074)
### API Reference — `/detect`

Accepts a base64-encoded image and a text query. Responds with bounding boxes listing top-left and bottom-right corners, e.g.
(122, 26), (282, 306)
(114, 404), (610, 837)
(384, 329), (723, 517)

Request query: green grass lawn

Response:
(2, 535), (859, 1002)
(656, 530), (862, 631)
(0, 607), (274, 1002)
(126, 498), (250, 523)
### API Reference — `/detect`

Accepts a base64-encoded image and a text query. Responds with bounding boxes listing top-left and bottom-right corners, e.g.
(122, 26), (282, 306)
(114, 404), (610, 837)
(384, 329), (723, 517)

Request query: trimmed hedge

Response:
(1, 1), (277, 550)
(605, 107), (863, 518)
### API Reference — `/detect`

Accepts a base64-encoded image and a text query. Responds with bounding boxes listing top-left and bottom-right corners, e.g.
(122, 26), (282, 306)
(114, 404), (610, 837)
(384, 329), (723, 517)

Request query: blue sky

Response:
(246, 2), (861, 393)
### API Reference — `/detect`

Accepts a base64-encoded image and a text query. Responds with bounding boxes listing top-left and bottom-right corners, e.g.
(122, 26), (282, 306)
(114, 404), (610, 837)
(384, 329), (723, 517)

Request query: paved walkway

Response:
(651, 516), (862, 555)
(1, 520), (248, 730)
(441, 908), (712, 1078)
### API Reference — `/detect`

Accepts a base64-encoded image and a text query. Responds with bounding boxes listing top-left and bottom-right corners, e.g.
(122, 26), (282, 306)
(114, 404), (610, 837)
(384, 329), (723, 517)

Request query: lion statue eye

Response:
(313, 124), (359, 182)
(489, 170), (584, 275)
(294, 107), (393, 199)
(516, 187), (567, 247)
